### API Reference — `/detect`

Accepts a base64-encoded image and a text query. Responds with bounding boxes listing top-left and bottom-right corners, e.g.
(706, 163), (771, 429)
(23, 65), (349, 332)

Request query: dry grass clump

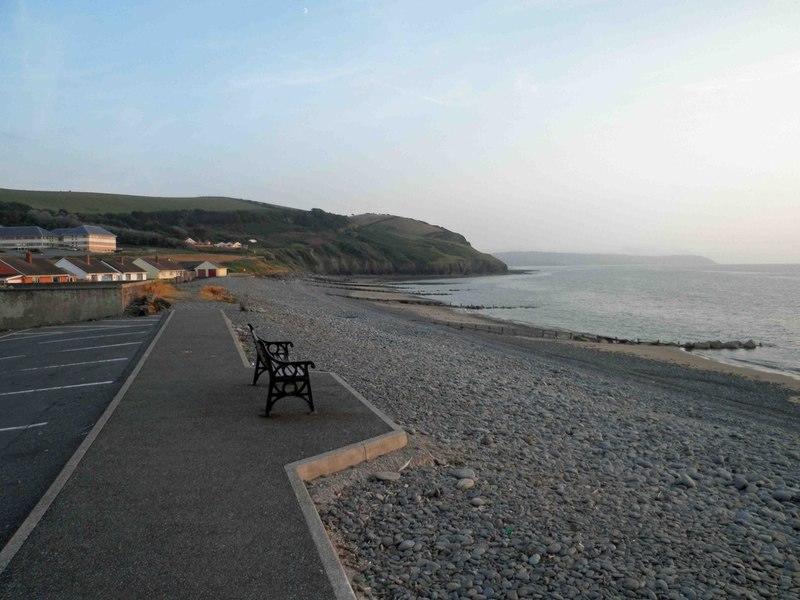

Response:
(127, 280), (180, 316)
(142, 280), (181, 301)
(199, 285), (236, 303)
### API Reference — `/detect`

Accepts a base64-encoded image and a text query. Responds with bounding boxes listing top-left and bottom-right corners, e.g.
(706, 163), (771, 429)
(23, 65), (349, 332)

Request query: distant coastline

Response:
(493, 250), (715, 267)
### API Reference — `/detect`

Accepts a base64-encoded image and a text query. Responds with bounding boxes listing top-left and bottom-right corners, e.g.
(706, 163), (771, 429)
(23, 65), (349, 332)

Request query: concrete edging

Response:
(219, 309), (250, 368)
(221, 310), (409, 600)
(284, 372), (407, 600)
(0, 311), (174, 575)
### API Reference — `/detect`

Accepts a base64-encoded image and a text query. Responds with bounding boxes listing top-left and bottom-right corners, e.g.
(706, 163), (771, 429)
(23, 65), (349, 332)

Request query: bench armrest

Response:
(273, 359), (315, 378)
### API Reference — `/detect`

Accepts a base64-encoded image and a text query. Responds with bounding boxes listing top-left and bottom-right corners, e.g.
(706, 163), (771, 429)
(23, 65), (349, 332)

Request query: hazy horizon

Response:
(2, 1), (799, 264)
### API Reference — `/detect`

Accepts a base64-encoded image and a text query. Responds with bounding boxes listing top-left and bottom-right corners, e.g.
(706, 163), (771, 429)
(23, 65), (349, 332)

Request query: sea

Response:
(397, 264), (800, 381)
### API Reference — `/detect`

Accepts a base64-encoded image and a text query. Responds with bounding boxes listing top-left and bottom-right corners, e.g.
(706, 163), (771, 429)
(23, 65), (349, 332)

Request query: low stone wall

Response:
(0, 281), (151, 330)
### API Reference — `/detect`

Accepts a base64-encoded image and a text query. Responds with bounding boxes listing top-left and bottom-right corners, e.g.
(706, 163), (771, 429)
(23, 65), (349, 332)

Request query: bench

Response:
(247, 324), (316, 417)
(248, 324), (293, 386)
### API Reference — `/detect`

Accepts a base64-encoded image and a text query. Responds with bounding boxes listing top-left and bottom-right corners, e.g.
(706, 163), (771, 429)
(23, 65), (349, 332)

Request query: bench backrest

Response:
(248, 324), (290, 367)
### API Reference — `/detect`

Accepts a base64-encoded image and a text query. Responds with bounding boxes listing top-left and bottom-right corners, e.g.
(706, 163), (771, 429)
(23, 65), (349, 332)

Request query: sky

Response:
(1, 1), (799, 263)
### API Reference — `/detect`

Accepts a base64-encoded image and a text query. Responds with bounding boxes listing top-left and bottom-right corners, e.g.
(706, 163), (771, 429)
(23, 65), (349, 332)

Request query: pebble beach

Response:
(222, 277), (800, 600)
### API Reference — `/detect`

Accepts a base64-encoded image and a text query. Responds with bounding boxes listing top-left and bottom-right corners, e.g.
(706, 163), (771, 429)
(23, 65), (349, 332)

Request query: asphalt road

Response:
(0, 315), (164, 548)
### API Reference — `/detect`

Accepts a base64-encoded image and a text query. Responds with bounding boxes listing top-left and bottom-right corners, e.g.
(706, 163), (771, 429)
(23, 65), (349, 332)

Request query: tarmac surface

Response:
(0, 303), (391, 599)
(0, 316), (164, 547)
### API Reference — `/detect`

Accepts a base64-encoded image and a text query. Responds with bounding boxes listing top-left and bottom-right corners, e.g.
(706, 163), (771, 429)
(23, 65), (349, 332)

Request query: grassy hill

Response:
(0, 188), (506, 276)
(0, 188), (270, 213)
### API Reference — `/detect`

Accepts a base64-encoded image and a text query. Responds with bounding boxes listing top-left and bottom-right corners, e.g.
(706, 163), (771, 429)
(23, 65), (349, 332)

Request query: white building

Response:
(51, 225), (117, 253)
(0, 226), (56, 250)
(180, 260), (228, 278)
(101, 257), (148, 281)
(55, 256), (122, 282)
(132, 257), (187, 280)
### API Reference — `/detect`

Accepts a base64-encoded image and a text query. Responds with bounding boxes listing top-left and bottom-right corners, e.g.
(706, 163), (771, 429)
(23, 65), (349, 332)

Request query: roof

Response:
(0, 226), (54, 240)
(100, 258), (147, 273)
(137, 257), (186, 271)
(51, 225), (116, 238)
(0, 255), (70, 276)
(59, 257), (117, 274)
(179, 260), (222, 269)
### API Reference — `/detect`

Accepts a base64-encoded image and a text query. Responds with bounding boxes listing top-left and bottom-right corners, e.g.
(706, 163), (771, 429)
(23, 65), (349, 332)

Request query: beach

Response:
(223, 276), (800, 599)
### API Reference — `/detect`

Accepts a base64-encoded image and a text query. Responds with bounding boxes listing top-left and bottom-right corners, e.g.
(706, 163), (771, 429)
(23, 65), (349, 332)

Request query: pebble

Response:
(772, 489), (796, 502)
(451, 467), (476, 479)
(457, 478), (475, 490)
(732, 475), (749, 490)
(397, 540), (415, 551)
(373, 471), (401, 482)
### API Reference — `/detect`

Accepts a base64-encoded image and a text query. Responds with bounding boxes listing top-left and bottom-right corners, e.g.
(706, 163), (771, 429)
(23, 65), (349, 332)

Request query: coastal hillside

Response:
(0, 188), (506, 276)
(494, 250), (715, 267)
(0, 188), (268, 213)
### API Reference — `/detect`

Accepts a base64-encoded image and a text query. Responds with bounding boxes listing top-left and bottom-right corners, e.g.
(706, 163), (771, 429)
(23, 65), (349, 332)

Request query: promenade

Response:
(0, 303), (401, 599)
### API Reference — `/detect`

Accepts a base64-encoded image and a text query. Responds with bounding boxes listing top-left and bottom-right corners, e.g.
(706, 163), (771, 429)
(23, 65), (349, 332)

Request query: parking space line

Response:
(0, 329), (30, 340)
(0, 381), (114, 397)
(18, 358), (129, 372)
(0, 355), (26, 361)
(1, 327), (152, 342)
(39, 332), (148, 345)
(57, 342), (141, 353)
(0, 422), (48, 433)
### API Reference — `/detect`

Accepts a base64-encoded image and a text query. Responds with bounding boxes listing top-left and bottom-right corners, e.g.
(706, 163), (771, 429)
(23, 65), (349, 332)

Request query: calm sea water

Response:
(399, 264), (800, 380)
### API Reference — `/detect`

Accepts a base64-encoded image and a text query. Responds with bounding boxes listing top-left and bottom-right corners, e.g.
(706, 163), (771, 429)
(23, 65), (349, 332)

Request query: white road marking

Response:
(57, 342), (141, 353)
(0, 355), (26, 361)
(0, 381), (114, 397)
(0, 422), (48, 433)
(18, 357), (128, 371)
(39, 332), (147, 344)
(0, 329), (30, 340)
(0, 326), (152, 342)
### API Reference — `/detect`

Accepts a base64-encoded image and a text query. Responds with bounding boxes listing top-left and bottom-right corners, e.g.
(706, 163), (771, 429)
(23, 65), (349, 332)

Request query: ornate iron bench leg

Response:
(264, 382), (277, 417)
(304, 378), (315, 414)
(252, 356), (266, 386)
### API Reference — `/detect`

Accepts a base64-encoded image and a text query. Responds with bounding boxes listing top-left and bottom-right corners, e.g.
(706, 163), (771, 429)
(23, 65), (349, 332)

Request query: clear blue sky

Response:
(2, 1), (799, 262)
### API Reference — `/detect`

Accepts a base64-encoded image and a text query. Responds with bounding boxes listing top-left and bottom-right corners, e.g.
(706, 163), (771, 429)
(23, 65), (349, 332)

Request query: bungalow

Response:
(0, 252), (73, 284)
(132, 256), (188, 280)
(55, 256), (121, 282)
(180, 260), (227, 278)
(100, 257), (148, 281)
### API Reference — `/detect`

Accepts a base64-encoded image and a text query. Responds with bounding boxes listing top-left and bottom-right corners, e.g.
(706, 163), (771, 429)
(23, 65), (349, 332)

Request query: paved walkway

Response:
(0, 304), (392, 599)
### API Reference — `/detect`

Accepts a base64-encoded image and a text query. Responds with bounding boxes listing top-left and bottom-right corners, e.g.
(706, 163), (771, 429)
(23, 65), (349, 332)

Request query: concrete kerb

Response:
(219, 309), (250, 369)
(284, 387), (407, 600)
(284, 371), (408, 600)
(0, 310), (173, 575)
(220, 308), (409, 599)
(206, 304), (410, 600)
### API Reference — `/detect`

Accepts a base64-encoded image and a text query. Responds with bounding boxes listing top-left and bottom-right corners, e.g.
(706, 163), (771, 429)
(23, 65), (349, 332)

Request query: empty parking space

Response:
(0, 315), (164, 548)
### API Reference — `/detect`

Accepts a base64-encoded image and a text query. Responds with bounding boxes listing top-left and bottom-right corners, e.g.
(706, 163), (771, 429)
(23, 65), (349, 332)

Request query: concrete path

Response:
(0, 303), (393, 599)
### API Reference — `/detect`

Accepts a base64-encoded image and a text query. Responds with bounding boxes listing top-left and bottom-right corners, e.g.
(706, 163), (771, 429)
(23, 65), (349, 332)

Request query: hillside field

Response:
(0, 188), (507, 276)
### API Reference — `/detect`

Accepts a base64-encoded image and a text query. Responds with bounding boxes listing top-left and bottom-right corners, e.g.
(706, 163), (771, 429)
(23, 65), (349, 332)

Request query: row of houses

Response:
(0, 225), (117, 253)
(184, 238), (247, 250)
(0, 253), (227, 285)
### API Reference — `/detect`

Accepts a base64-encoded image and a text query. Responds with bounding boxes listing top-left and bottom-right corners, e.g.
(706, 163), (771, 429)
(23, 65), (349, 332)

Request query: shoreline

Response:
(336, 278), (800, 393)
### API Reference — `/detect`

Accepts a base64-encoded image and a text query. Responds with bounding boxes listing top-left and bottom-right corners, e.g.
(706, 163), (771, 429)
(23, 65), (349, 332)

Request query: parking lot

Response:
(0, 315), (165, 548)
